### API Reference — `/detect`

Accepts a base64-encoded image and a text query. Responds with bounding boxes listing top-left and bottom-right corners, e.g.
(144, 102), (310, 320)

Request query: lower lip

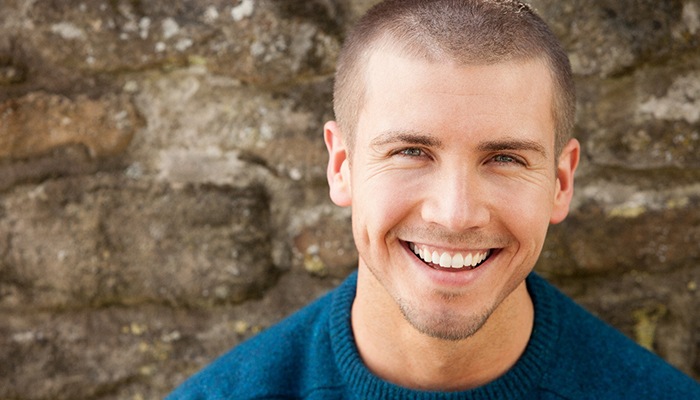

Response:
(402, 241), (495, 287)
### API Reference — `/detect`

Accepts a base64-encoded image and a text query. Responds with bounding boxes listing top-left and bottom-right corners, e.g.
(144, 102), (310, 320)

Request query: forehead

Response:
(357, 49), (556, 150)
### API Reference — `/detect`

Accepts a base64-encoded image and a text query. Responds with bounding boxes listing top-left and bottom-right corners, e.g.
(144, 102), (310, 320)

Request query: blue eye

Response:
(493, 154), (523, 165)
(399, 148), (424, 157)
(494, 154), (514, 163)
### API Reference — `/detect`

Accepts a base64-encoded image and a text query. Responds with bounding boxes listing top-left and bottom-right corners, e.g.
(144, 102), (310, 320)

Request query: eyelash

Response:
(491, 154), (525, 165)
(399, 147), (424, 157)
(392, 148), (526, 166)
(391, 147), (428, 158)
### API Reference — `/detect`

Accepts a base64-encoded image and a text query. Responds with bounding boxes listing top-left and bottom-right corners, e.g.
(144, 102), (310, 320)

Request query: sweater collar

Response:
(329, 271), (560, 399)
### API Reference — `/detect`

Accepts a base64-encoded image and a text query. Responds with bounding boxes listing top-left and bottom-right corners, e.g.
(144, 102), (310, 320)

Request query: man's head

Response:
(333, 0), (575, 158)
(324, 0), (579, 345)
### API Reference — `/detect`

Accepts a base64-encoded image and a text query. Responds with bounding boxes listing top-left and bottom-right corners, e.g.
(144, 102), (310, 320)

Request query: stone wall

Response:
(0, 1), (698, 398)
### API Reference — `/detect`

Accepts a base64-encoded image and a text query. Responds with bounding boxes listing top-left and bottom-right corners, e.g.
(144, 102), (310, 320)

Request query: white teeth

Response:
(451, 253), (463, 268)
(410, 243), (490, 269)
(439, 252), (451, 267)
(464, 253), (473, 267)
(420, 248), (431, 263)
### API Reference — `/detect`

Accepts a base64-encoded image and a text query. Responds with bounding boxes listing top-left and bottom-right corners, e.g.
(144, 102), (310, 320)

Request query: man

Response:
(168, 0), (700, 398)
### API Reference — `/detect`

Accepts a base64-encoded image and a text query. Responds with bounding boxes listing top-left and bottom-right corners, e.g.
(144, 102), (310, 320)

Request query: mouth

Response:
(405, 241), (493, 271)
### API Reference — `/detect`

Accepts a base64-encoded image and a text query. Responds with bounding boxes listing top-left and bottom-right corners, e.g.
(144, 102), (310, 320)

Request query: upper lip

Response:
(407, 240), (490, 253)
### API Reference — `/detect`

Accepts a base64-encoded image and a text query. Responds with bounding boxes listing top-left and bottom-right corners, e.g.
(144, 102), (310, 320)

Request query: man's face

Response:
(325, 49), (578, 340)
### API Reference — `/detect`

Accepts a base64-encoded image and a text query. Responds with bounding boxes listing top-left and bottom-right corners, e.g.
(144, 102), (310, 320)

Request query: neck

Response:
(351, 267), (534, 391)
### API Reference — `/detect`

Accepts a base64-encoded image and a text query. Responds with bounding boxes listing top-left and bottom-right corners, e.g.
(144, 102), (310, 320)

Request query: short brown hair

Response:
(333, 0), (575, 157)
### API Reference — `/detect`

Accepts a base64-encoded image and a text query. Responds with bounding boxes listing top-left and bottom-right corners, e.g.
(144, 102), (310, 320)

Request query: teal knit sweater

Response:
(167, 272), (700, 399)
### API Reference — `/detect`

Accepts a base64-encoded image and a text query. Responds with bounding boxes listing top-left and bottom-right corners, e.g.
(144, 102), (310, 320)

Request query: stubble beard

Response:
(361, 225), (511, 341)
(397, 291), (494, 341)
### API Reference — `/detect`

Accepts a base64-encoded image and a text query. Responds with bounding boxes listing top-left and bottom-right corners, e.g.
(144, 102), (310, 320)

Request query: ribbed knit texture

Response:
(167, 272), (700, 399)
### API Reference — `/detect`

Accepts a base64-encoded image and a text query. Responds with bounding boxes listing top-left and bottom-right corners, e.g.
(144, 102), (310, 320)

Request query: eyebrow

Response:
(370, 131), (547, 157)
(369, 130), (444, 148)
(477, 138), (548, 158)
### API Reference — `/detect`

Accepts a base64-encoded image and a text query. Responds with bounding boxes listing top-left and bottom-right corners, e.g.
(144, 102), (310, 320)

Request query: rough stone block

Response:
(0, 92), (139, 161)
(531, 0), (699, 78)
(132, 69), (332, 183)
(0, 175), (275, 310)
(7, 1), (341, 87)
(292, 205), (356, 278)
(0, 268), (340, 400)
(539, 181), (700, 275)
(578, 65), (700, 170)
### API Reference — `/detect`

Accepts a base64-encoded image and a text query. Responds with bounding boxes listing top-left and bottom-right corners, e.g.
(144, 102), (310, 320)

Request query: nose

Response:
(420, 166), (491, 232)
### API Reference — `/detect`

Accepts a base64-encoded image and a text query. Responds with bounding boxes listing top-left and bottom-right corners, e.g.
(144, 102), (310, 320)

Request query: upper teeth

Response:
(409, 243), (490, 269)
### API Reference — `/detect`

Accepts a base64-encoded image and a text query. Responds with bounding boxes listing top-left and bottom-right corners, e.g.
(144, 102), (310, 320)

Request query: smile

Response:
(408, 242), (492, 270)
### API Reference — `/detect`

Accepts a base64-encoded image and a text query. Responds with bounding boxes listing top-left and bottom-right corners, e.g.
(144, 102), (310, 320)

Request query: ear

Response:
(324, 121), (352, 207)
(550, 138), (580, 224)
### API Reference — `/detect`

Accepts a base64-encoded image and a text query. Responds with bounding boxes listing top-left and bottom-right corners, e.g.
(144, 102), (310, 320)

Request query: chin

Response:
(397, 296), (494, 341)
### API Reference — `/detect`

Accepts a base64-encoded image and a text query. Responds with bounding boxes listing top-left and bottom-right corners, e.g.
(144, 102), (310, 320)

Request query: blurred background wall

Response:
(0, 0), (698, 398)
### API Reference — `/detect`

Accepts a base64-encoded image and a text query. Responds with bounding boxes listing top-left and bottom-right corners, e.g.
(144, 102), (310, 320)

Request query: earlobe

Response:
(550, 138), (580, 224)
(324, 121), (352, 207)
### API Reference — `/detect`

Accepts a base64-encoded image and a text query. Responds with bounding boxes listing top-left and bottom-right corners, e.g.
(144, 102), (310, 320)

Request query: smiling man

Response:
(167, 1), (700, 399)
(327, 53), (572, 391)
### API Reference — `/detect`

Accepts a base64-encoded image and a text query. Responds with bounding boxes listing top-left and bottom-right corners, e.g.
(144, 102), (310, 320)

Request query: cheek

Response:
(350, 174), (418, 244)
(488, 180), (554, 241)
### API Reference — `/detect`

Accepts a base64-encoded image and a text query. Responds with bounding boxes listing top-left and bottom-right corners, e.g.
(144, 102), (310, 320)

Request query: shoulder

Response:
(166, 287), (345, 400)
(529, 274), (700, 399)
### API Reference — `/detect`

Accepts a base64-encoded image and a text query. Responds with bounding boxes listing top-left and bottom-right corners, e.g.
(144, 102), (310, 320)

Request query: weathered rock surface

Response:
(1, 175), (274, 310)
(0, 1), (698, 399)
